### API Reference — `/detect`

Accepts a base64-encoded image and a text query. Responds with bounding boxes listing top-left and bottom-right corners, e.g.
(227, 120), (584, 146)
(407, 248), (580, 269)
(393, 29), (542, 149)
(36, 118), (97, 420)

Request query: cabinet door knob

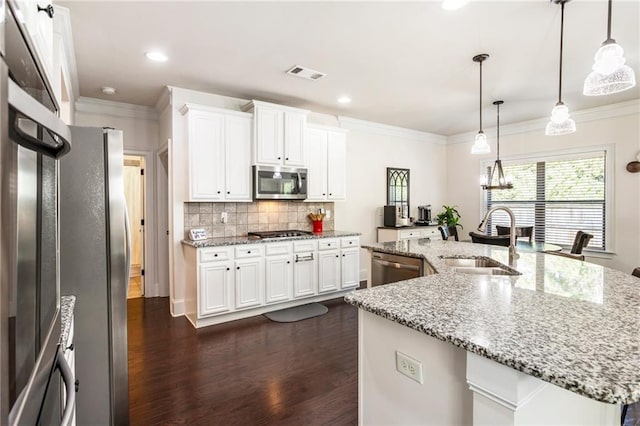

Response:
(227, 191), (230, 194)
(247, 250), (251, 254)
(236, 266), (240, 270)
(342, 254), (345, 257)
(38, 4), (54, 18)
(335, 255), (339, 258)
(287, 261), (290, 264)
(226, 267), (230, 271)
(329, 193), (332, 196)
(285, 157), (289, 161)
(217, 191), (221, 194)
(214, 253), (218, 257)
(322, 193), (326, 196)
(278, 156), (282, 160)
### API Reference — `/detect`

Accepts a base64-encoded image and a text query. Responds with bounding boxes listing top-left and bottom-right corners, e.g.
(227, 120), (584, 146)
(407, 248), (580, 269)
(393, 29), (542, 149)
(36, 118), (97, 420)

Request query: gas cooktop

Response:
(248, 230), (314, 240)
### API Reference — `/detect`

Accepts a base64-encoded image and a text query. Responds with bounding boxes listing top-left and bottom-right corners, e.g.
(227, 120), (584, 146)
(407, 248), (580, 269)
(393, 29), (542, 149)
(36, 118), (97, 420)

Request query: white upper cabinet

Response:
(305, 125), (347, 201)
(242, 100), (309, 167)
(180, 104), (252, 202)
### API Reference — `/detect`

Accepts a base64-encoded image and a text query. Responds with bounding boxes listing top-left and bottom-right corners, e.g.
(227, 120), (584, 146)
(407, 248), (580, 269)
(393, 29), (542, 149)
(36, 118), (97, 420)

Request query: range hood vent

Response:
(286, 65), (326, 81)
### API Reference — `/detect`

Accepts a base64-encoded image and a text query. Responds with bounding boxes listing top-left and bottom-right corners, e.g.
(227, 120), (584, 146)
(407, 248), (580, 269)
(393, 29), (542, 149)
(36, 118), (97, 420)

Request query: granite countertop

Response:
(182, 230), (361, 248)
(346, 239), (640, 404)
(60, 295), (76, 349)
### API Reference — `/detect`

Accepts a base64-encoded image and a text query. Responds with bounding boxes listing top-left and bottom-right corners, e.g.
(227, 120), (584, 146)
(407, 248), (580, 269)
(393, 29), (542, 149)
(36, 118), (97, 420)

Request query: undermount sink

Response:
(440, 256), (521, 276)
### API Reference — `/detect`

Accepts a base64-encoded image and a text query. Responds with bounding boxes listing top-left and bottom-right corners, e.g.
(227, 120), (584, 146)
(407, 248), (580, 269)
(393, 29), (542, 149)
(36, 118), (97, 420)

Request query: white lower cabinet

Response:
(185, 236), (360, 327)
(199, 261), (233, 316)
(318, 249), (341, 293)
(341, 247), (360, 289)
(235, 258), (264, 309)
(265, 254), (293, 304)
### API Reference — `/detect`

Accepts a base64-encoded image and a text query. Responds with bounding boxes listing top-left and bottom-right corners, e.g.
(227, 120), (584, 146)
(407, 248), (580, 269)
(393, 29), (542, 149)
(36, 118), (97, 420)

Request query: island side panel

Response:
(359, 310), (472, 425)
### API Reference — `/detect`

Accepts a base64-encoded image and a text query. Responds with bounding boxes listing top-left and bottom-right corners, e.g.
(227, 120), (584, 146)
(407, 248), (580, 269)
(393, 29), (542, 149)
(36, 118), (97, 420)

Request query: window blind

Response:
(486, 152), (606, 251)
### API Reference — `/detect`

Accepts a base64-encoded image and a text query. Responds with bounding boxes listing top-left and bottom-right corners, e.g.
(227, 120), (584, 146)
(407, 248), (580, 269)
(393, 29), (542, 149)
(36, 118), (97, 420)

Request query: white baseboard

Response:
(170, 299), (185, 317)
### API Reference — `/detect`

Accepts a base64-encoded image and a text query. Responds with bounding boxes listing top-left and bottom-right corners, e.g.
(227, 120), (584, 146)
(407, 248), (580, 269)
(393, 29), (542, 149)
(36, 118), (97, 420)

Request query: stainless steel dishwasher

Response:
(371, 251), (430, 286)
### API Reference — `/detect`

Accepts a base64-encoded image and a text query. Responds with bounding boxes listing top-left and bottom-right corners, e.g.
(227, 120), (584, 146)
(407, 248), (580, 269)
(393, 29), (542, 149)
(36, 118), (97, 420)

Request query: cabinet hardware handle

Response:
(335, 255), (339, 258)
(285, 157), (289, 160)
(287, 261), (290, 264)
(247, 250), (251, 254)
(66, 343), (74, 351)
(327, 244), (331, 246)
(226, 267), (230, 271)
(75, 379), (80, 393)
(329, 193), (332, 196)
(214, 253), (218, 257)
(227, 191), (230, 194)
(236, 266), (240, 270)
(38, 4), (54, 18)
(322, 193), (326, 196)
(278, 156), (281, 160)
(342, 254), (345, 257)
(217, 191), (221, 194)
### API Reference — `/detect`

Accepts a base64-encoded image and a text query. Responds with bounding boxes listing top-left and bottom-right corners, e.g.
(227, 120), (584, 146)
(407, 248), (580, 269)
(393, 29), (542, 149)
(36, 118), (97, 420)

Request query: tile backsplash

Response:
(184, 201), (335, 239)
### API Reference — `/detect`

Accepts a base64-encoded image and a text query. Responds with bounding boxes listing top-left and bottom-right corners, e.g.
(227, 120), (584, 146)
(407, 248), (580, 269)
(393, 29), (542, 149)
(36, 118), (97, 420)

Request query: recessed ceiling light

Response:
(337, 96), (352, 104)
(441, 0), (468, 11)
(145, 51), (168, 62)
(101, 86), (116, 95)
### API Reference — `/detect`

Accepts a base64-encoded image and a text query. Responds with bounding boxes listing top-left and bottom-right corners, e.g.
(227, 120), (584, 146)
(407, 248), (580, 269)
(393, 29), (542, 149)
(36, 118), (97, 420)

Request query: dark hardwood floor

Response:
(128, 296), (640, 425)
(127, 297), (358, 425)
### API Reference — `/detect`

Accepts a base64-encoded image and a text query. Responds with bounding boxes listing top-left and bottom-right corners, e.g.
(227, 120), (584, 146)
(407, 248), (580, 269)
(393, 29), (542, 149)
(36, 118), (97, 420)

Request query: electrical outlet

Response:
(221, 212), (228, 224)
(326, 210), (331, 219)
(396, 351), (423, 384)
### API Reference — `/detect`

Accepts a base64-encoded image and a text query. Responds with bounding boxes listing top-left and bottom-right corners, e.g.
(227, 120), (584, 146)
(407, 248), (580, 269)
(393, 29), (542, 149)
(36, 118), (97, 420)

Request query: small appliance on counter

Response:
(414, 205), (433, 226)
(384, 205), (410, 227)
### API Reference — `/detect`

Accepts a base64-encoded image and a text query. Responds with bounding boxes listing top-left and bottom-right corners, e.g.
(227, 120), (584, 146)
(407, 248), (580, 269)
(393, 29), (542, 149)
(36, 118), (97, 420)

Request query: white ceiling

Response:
(58, 1), (640, 135)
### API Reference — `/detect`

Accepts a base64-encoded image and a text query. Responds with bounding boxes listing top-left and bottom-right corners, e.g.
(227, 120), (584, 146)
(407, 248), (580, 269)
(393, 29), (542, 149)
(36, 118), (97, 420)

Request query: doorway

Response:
(124, 155), (145, 298)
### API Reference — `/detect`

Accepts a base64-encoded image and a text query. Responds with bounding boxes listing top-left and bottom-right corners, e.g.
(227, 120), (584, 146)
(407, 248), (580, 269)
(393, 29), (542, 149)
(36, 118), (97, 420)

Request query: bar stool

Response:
(496, 225), (534, 243)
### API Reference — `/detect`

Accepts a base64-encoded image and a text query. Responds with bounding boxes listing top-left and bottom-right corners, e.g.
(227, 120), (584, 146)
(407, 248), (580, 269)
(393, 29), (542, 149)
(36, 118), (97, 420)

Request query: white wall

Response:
(445, 101), (640, 273)
(74, 98), (165, 296)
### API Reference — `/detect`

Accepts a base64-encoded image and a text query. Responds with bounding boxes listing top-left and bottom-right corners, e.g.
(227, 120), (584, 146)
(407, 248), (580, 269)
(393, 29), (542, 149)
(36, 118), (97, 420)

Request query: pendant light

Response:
(471, 54), (490, 154)
(546, 0), (576, 136)
(481, 101), (513, 190)
(583, 0), (636, 96)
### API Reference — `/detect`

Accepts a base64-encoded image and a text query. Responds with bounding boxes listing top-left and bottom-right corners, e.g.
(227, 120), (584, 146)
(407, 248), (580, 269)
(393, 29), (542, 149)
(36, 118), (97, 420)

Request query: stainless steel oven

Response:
(253, 165), (307, 200)
(1, 1), (74, 424)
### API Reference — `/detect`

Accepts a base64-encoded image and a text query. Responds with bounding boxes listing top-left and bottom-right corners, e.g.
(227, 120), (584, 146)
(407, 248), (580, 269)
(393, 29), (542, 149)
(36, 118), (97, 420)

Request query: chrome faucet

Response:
(477, 206), (518, 264)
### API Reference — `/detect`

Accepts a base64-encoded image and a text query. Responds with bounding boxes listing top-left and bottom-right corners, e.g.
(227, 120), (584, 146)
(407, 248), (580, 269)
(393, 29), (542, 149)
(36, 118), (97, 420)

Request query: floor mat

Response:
(263, 303), (328, 323)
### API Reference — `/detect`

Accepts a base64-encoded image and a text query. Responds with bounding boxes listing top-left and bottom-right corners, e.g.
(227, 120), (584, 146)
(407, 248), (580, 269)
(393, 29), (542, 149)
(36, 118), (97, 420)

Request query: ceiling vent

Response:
(286, 65), (326, 81)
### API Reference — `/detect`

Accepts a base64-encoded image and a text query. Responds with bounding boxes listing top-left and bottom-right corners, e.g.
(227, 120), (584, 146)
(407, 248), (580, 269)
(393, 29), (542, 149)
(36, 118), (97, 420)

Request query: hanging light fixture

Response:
(481, 101), (513, 190)
(583, 0), (636, 96)
(471, 54), (490, 154)
(546, 0), (576, 136)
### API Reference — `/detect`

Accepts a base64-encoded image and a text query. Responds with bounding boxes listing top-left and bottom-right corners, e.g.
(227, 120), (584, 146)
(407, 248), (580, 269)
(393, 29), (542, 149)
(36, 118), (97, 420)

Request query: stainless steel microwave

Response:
(253, 165), (307, 200)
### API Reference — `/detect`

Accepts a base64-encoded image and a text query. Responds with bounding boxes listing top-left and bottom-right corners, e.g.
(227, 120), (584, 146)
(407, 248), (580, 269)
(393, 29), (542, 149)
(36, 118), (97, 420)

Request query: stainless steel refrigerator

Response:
(59, 127), (130, 425)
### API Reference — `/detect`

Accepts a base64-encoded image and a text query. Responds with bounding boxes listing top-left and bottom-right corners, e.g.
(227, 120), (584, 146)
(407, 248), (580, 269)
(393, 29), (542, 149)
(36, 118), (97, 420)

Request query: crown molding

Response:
(337, 116), (446, 145)
(53, 6), (79, 100)
(155, 87), (172, 115)
(75, 97), (159, 121)
(447, 99), (640, 145)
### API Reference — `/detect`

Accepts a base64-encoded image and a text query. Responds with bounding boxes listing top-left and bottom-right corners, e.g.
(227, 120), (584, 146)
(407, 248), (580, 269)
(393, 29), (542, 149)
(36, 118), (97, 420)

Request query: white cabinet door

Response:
(225, 115), (252, 201)
(318, 250), (340, 293)
(283, 112), (307, 166)
(293, 253), (317, 298)
(265, 255), (293, 304)
(14, 0), (54, 76)
(341, 247), (360, 289)
(235, 258), (264, 309)
(254, 106), (283, 165)
(199, 262), (233, 316)
(306, 128), (328, 201)
(327, 131), (347, 201)
(187, 111), (225, 200)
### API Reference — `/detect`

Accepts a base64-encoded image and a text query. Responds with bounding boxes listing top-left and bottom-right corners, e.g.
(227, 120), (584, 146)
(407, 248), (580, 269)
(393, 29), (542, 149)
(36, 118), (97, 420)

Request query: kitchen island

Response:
(346, 238), (640, 425)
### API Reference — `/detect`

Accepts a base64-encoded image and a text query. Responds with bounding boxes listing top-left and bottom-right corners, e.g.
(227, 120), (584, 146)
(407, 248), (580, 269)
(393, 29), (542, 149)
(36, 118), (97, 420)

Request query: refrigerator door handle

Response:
(58, 347), (76, 426)
(124, 201), (132, 285)
(7, 79), (71, 158)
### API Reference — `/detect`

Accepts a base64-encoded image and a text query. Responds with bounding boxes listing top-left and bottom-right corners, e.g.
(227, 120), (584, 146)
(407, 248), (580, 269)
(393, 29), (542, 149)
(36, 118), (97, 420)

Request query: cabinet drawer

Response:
(318, 239), (339, 250)
(421, 227), (440, 238)
(293, 240), (318, 253)
(266, 242), (292, 256)
(341, 236), (360, 248)
(235, 245), (263, 258)
(399, 229), (421, 239)
(199, 247), (233, 263)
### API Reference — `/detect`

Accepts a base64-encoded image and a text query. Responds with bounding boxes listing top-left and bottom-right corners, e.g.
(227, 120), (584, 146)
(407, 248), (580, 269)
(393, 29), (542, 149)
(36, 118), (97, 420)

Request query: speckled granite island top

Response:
(345, 239), (640, 404)
(181, 231), (361, 248)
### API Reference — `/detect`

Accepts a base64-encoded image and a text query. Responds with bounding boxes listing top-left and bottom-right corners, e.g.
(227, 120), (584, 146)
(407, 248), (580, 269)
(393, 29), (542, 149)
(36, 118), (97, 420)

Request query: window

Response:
(484, 149), (611, 251)
(387, 168), (410, 218)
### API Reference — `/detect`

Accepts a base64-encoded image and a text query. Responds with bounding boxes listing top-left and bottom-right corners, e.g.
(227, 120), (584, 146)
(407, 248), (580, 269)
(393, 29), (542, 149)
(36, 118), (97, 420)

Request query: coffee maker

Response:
(415, 205), (432, 226)
(383, 205), (409, 227)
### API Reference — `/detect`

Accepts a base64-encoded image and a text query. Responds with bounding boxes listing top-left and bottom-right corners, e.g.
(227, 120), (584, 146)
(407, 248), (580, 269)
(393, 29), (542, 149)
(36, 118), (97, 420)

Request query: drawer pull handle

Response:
(247, 250), (251, 254)
(214, 253), (218, 257)
(236, 266), (240, 270)
(295, 254), (314, 262)
(226, 267), (230, 271)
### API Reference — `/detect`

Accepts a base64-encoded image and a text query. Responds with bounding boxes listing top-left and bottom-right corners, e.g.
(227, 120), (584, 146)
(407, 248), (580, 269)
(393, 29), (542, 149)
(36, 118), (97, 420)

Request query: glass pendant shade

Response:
(583, 43), (636, 95)
(545, 104), (576, 136)
(471, 131), (490, 154)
